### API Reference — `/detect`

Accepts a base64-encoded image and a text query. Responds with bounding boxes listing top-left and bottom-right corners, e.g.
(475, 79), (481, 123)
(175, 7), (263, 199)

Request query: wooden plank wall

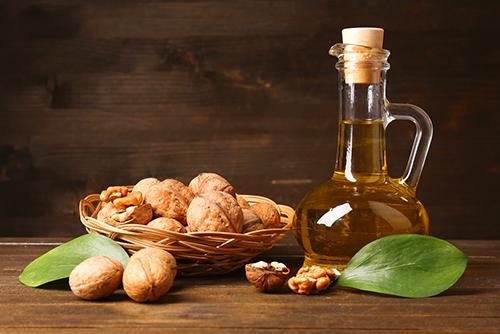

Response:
(0, 0), (498, 238)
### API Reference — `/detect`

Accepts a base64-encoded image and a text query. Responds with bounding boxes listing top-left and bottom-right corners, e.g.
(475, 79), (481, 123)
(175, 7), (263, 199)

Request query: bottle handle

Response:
(386, 103), (433, 191)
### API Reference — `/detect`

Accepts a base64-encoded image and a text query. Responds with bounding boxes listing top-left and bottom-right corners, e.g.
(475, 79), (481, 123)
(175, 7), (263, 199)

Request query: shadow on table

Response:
(438, 288), (487, 297)
(337, 286), (486, 298)
(100, 291), (183, 304)
(35, 279), (69, 290)
(31, 279), (183, 304)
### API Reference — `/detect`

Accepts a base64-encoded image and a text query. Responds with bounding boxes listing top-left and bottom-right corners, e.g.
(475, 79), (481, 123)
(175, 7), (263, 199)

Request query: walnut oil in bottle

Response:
(292, 28), (433, 270)
(293, 119), (429, 269)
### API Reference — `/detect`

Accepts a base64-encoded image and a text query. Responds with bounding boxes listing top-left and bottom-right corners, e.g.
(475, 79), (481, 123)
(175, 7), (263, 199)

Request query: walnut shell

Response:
(133, 177), (160, 197)
(241, 208), (264, 233)
(186, 191), (243, 233)
(144, 179), (194, 224)
(245, 261), (290, 292)
(69, 256), (124, 300)
(189, 172), (236, 197)
(236, 195), (251, 208)
(123, 248), (177, 303)
(148, 217), (186, 233)
(161, 179), (195, 202)
(251, 203), (282, 229)
(97, 202), (121, 226)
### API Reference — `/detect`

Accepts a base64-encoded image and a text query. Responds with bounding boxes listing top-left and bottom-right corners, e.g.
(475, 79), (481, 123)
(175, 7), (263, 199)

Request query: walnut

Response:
(251, 203), (282, 229)
(189, 172), (236, 197)
(96, 202), (120, 225)
(186, 190), (243, 233)
(123, 248), (177, 303)
(288, 266), (341, 295)
(133, 177), (160, 197)
(99, 186), (129, 202)
(161, 179), (195, 202)
(111, 204), (153, 225)
(148, 217), (186, 233)
(236, 195), (251, 208)
(241, 208), (264, 233)
(113, 191), (143, 210)
(69, 256), (124, 300)
(144, 179), (194, 224)
(245, 261), (290, 292)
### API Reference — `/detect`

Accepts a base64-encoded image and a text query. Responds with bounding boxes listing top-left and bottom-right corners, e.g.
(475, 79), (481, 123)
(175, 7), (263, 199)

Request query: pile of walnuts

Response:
(97, 172), (283, 234)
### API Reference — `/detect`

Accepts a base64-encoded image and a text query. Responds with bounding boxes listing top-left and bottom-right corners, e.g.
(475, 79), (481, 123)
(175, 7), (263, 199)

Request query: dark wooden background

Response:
(0, 0), (498, 238)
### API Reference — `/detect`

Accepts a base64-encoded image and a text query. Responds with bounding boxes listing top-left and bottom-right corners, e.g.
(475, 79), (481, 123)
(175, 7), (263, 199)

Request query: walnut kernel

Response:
(113, 191), (143, 210)
(99, 186), (129, 202)
(111, 204), (153, 225)
(288, 266), (341, 295)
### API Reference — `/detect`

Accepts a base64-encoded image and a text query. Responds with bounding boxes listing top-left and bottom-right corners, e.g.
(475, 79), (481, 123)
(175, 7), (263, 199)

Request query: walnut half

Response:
(288, 266), (341, 295)
(245, 261), (290, 292)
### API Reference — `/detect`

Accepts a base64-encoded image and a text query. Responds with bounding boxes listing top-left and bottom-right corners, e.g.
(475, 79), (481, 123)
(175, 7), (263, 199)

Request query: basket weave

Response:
(79, 193), (295, 276)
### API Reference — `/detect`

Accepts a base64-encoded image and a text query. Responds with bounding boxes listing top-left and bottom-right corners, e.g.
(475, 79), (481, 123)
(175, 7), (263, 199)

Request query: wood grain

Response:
(1, 237), (499, 333)
(0, 0), (499, 238)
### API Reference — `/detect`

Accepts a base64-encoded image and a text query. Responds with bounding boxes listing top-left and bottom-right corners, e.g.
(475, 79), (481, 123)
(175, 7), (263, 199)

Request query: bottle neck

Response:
(333, 72), (388, 183)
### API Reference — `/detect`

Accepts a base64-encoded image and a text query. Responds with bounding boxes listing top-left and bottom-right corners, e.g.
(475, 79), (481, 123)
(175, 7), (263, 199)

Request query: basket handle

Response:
(278, 204), (295, 226)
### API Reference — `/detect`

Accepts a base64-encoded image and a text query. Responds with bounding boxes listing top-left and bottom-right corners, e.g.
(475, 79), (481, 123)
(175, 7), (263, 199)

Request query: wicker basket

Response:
(79, 193), (295, 276)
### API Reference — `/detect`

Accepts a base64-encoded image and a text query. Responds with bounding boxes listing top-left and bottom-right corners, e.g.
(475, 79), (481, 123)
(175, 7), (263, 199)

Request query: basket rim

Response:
(79, 193), (295, 239)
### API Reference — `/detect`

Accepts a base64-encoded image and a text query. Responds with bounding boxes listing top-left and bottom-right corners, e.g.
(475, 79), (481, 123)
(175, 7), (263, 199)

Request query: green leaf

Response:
(19, 234), (129, 287)
(336, 234), (468, 298)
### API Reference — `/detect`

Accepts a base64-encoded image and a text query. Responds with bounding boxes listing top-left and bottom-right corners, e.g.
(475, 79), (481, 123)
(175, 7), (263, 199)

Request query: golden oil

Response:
(292, 120), (429, 269)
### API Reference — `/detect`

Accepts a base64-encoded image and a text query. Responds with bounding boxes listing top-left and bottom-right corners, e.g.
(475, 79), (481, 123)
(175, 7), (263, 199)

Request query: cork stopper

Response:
(342, 27), (384, 49)
(341, 27), (384, 84)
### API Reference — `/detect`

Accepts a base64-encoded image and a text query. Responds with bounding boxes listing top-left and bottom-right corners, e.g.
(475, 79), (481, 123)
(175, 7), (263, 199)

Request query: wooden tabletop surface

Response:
(1, 236), (499, 333)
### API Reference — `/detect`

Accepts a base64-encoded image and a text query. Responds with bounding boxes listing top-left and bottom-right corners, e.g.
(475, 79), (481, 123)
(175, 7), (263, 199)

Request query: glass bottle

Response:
(292, 28), (433, 269)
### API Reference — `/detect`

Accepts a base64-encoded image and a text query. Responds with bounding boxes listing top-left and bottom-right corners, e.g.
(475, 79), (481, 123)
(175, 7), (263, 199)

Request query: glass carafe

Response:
(292, 39), (433, 270)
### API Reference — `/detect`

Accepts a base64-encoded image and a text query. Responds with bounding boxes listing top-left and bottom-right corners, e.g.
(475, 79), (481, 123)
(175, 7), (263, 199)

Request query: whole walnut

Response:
(187, 191), (243, 233)
(148, 217), (186, 233)
(189, 172), (236, 197)
(144, 179), (194, 224)
(123, 248), (177, 303)
(241, 208), (264, 233)
(251, 203), (282, 229)
(133, 177), (160, 197)
(69, 256), (124, 300)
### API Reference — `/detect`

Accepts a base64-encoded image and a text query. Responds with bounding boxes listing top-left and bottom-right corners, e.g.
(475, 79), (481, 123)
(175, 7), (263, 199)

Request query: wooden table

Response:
(1, 236), (499, 333)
